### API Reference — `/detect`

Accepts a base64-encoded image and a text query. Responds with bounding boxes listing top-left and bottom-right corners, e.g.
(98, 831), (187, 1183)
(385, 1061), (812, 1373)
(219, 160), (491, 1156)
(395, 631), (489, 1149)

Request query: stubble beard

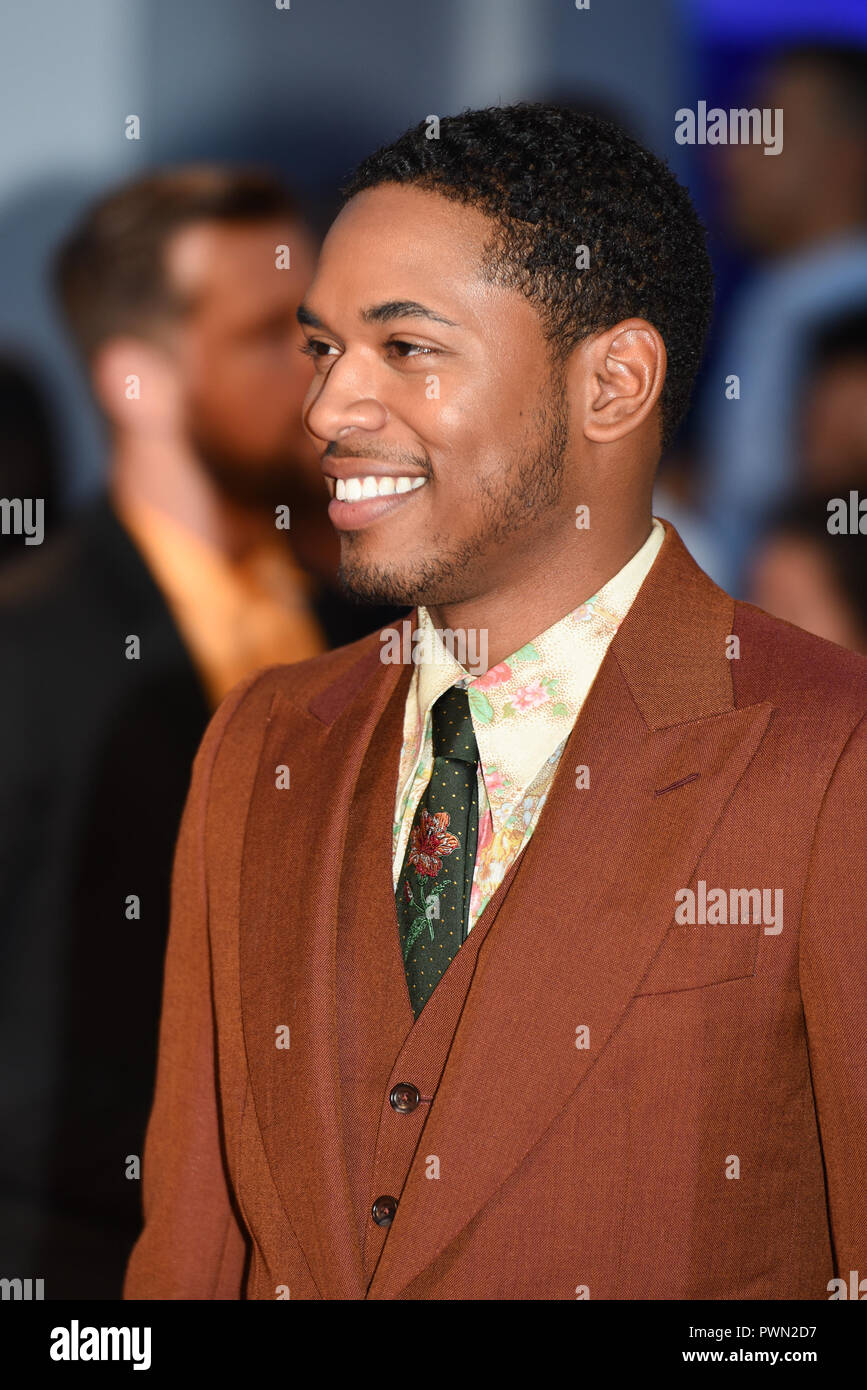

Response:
(335, 385), (570, 608)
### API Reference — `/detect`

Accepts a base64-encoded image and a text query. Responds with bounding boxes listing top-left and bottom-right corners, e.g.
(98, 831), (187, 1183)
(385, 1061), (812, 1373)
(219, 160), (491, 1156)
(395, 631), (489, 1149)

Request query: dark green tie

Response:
(396, 684), (480, 1017)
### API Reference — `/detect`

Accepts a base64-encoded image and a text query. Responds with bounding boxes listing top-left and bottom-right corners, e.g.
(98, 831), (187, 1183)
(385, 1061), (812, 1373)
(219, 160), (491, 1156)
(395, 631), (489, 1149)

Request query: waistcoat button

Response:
(371, 1195), (398, 1227)
(389, 1082), (420, 1113)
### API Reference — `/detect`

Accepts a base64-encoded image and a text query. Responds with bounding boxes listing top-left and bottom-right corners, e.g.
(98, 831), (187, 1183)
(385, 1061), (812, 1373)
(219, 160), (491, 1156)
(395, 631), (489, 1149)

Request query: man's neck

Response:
(425, 517), (654, 671)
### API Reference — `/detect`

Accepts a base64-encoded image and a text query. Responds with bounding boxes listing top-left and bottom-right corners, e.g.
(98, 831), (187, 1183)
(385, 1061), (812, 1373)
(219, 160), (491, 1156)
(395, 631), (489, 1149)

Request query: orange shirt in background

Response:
(117, 495), (328, 707)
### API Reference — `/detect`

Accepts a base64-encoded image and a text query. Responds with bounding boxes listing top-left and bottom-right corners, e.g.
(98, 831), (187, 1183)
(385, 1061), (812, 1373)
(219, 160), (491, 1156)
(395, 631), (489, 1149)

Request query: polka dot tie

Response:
(396, 684), (480, 1018)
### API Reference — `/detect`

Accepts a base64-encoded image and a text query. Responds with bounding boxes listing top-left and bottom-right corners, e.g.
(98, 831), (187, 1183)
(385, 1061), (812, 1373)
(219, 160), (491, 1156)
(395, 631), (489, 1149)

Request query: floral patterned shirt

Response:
(391, 519), (665, 933)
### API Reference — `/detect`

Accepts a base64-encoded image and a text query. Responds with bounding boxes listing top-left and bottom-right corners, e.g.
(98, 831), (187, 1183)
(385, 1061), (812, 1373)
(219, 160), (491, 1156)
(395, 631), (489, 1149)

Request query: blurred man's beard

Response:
(336, 384), (569, 608)
(186, 415), (313, 512)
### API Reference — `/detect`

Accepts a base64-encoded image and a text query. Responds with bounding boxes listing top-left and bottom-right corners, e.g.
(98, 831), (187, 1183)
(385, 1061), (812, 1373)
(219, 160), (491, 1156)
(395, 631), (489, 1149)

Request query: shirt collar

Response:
(407, 518), (665, 833)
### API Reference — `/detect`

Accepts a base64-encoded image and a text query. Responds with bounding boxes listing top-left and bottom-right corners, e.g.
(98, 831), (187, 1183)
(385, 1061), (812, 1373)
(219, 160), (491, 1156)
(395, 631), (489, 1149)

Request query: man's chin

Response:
(335, 558), (416, 608)
(336, 541), (477, 610)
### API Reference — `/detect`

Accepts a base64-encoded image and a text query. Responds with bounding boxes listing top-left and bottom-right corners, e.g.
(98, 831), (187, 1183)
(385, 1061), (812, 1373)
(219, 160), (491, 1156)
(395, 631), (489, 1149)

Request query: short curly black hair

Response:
(341, 102), (714, 451)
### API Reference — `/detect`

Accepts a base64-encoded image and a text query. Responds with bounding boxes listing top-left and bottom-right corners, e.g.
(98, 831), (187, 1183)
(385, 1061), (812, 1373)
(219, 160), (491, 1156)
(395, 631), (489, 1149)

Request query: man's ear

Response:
(91, 335), (182, 437)
(571, 317), (666, 444)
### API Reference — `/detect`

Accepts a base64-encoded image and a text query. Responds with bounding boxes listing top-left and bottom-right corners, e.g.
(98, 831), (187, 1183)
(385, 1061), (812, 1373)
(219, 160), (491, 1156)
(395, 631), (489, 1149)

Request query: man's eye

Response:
(388, 340), (435, 357)
(298, 339), (337, 359)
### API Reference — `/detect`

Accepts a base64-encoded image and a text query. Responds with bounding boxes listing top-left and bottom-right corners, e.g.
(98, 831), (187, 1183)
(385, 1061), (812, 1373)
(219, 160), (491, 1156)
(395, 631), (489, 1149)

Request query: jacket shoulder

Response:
(205, 620), (398, 748)
(732, 600), (867, 728)
(255, 620), (394, 707)
(184, 623), (398, 824)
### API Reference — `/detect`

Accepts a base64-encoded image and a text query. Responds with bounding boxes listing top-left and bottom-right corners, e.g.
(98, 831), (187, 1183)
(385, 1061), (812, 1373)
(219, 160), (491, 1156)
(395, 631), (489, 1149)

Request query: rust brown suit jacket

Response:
(124, 522), (867, 1300)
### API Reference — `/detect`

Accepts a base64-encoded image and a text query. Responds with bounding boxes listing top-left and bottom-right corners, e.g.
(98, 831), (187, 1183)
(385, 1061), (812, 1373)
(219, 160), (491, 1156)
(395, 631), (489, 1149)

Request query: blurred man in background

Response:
(748, 488), (867, 655)
(0, 166), (370, 1297)
(799, 306), (867, 492)
(700, 42), (867, 591)
(747, 308), (867, 655)
(53, 166), (330, 704)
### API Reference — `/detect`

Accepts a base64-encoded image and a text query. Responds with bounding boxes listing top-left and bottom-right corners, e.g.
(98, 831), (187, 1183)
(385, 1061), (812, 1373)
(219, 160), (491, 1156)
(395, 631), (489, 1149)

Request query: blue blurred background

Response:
(0, 0), (863, 504)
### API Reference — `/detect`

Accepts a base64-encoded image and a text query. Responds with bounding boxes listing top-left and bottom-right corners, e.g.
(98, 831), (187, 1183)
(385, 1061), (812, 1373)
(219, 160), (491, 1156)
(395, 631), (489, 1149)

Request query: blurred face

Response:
(722, 63), (858, 256)
(750, 534), (865, 651)
(801, 358), (867, 488)
(298, 183), (573, 607)
(165, 216), (319, 508)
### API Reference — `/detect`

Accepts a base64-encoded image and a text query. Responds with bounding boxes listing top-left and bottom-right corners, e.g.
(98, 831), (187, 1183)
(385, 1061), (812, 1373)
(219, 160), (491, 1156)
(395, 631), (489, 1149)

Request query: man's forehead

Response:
(310, 184), (495, 313)
(321, 184), (491, 273)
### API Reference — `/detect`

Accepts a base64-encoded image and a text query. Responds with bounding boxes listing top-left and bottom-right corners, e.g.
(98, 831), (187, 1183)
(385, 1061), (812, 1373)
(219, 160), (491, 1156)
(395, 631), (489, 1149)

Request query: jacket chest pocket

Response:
(635, 921), (762, 996)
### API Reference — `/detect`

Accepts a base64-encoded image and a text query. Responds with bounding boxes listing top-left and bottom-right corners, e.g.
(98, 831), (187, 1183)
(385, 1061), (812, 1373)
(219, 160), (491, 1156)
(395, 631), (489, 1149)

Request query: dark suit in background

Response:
(0, 492), (404, 1297)
(0, 494), (209, 1297)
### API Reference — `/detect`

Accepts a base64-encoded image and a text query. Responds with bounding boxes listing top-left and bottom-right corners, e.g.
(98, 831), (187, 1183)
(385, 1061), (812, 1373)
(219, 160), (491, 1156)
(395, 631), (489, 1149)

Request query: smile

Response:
(325, 474), (429, 532)
(329, 474), (428, 502)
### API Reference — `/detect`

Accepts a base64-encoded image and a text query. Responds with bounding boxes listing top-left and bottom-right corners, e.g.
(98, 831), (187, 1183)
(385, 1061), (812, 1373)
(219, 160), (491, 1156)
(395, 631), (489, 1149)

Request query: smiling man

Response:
(125, 104), (866, 1301)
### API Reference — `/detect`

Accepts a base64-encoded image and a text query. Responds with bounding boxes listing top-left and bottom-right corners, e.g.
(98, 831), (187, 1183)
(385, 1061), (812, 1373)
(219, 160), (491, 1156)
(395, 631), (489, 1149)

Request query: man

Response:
(748, 488), (867, 656)
(799, 306), (867, 492)
(700, 42), (867, 591)
(125, 105), (866, 1300)
(0, 167), (362, 1299)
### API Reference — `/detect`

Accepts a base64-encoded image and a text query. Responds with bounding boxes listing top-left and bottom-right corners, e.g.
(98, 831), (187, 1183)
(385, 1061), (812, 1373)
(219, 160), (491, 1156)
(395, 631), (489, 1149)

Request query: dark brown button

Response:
(371, 1195), (397, 1227)
(389, 1082), (420, 1113)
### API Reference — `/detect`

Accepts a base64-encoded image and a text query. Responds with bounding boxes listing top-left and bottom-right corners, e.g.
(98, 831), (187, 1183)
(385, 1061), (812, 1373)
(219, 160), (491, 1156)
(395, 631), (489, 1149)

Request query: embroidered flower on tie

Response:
(408, 808), (459, 878)
(402, 810), (460, 961)
(402, 881), (441, 960)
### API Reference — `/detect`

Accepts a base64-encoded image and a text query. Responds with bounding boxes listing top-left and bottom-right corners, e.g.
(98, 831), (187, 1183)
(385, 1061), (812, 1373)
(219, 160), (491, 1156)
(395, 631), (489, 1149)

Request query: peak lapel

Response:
(238, 637), (411, 1299)
(368, 528), (775, 1299)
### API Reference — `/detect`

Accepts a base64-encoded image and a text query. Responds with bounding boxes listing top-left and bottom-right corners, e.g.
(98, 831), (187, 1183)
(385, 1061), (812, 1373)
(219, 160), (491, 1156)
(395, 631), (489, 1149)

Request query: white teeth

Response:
(334, 475), (428, 502)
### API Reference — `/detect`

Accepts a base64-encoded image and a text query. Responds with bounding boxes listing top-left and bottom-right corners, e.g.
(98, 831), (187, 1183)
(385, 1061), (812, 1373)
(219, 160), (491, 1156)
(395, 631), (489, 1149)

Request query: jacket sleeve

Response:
(800, 713), (867, 1286)
(123, 674), (262, 1300)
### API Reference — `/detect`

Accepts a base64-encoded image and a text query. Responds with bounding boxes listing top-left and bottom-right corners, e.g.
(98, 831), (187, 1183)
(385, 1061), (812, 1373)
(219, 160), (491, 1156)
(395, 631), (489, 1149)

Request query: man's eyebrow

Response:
(296, 300), (460, 331)
(360, 300), (459, 328)
(296, 303), (325, 329)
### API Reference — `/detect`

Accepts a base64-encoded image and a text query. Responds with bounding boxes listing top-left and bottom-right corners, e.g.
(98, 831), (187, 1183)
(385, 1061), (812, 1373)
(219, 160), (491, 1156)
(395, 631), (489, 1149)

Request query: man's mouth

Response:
(323, 472), (430, 531)
(325, 474), (428, 502)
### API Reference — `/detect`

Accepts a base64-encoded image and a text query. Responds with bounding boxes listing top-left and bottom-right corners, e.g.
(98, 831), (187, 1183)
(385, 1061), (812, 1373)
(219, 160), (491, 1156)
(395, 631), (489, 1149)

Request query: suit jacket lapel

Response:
(238, 640), (411, 1299)
(367, 527), (775, 1299)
